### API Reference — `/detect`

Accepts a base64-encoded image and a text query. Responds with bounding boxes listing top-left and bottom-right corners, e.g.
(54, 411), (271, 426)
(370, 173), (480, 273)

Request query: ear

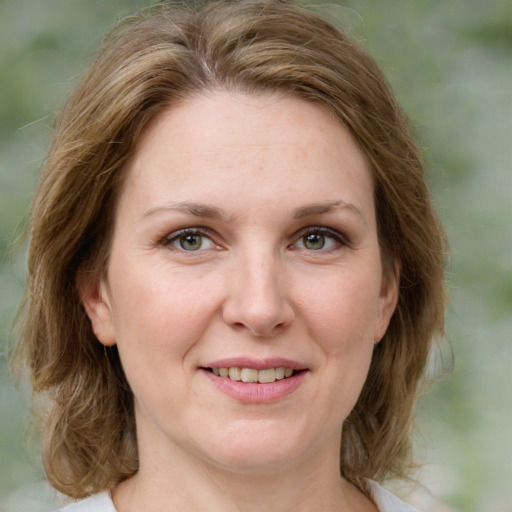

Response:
(374, 261), (400, 343)
(77, 272), (117, 347)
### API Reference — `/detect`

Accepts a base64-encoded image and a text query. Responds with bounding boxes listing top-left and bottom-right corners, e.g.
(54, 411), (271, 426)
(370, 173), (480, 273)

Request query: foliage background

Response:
(0, 0), (510, 511)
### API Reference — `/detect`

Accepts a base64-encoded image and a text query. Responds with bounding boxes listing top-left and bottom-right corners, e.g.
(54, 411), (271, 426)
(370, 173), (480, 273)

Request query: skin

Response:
(82, 90), (398, 512)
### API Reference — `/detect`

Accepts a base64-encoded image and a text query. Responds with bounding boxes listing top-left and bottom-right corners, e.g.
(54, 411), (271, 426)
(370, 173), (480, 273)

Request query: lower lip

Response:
(202, 369), (308, 403)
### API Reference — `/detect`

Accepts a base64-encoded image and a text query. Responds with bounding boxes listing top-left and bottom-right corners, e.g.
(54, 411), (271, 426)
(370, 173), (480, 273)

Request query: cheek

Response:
(297, 274), (379, 430)
(303, 271), (382, 351)
(107, 259), (210, 351)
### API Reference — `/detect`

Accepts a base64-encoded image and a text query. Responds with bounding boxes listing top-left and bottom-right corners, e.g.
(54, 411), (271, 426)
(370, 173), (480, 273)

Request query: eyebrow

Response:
(141, 199), (366, 225)
(141, 201), (228, 221)
(293, 200), (366, 225)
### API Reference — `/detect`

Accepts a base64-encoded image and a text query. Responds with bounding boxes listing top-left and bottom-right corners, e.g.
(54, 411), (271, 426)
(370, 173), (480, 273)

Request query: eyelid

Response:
(292, 226), (349, 249)
(160, 227), (219, 249)
(158, 225), (349, 251)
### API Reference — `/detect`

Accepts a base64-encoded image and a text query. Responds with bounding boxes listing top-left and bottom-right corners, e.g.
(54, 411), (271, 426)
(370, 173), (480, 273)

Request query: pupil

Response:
(180, 234), (201, 250)
(304, 233), (324, 250)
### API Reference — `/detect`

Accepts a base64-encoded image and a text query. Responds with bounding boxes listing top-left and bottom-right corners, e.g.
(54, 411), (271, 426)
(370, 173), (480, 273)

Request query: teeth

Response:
(258, 368), (275, 383)
(228, 367), (241, 381)
(212, 366), (296, 383)
(240, 368), (258, 383)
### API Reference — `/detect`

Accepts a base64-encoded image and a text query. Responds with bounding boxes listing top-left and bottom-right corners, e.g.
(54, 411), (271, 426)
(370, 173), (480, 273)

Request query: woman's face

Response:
(83, 91), (397, 475)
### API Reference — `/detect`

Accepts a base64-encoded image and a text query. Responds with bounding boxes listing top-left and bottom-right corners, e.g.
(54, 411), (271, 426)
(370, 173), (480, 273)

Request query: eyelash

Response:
(159, 226), (348, 252)
(292, 226), (348, 251)
(161, 227), (217, 252)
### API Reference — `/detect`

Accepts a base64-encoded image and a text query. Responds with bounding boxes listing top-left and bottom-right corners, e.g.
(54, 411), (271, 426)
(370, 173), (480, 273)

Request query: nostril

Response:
(221, 274), (295, 336)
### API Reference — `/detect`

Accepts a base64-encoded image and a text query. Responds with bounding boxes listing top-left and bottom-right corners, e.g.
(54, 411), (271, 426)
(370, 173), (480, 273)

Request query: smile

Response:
(210, 367), (295, 383)
(202, 361), (308, 403)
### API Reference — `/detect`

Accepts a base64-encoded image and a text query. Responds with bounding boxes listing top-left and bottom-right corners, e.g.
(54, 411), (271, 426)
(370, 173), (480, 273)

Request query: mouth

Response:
(201, 360), (309, 402)
(205, 366), (302, 384)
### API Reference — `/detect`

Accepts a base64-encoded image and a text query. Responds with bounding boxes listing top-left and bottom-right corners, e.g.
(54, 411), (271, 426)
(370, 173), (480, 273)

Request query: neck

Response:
(113, 436), (375, 512)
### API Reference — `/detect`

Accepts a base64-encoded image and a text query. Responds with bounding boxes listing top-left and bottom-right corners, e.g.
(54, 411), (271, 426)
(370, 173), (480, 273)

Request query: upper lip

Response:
(202, 357), (308, 371)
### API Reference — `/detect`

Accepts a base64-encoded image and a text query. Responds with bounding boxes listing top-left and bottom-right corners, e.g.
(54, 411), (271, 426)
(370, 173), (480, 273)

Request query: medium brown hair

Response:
(13, 0), (447, 499)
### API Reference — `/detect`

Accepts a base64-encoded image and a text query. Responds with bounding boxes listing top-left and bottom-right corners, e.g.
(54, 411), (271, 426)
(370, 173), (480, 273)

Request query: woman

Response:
(14, 1), (447, 511)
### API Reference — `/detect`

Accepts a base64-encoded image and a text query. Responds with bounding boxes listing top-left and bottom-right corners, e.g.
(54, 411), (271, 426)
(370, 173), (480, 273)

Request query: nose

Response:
(222, 250), (295, 337)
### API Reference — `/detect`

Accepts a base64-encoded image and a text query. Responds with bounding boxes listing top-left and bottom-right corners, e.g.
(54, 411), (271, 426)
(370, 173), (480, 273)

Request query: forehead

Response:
(135, 90), (368, 160)
(119, 90), (374, 223)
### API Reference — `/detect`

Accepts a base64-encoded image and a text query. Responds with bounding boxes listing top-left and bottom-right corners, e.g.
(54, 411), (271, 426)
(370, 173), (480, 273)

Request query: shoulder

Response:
(53, 491), (116, 512)
(51, 484), (420, 512)
(366, 481), (421, 512)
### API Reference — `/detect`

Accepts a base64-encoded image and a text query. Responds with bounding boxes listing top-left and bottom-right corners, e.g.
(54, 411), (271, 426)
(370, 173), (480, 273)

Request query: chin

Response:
(197, 420), (316, 475)
(207, 449), (303, 476)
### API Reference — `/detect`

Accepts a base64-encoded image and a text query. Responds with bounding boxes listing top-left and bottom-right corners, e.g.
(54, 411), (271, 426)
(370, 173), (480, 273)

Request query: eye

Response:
(293, 227), (345, 251)
(164, 229), (217, 251)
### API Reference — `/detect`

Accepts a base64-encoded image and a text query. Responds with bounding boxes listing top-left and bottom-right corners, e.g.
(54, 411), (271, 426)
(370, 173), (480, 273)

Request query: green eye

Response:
(294, 228), (344, 251)
(302, 233), (326, 250)
(178, 234), (203, 251)
(165, 230), (216, 251)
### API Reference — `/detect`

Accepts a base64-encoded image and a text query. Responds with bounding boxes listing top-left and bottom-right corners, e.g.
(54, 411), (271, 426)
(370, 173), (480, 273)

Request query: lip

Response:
(203, 357), (308, 371)
(200, 357), (309, 404)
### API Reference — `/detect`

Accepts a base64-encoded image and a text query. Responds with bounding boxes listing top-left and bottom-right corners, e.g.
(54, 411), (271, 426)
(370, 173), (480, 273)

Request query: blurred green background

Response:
(0, 1), (510, 511)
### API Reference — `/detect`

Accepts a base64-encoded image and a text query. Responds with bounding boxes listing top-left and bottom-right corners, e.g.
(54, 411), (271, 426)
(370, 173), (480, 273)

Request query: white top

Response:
(55, 492), (115, 512)
(55, 482), (420, 511)
(368, 481), (421, 512)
